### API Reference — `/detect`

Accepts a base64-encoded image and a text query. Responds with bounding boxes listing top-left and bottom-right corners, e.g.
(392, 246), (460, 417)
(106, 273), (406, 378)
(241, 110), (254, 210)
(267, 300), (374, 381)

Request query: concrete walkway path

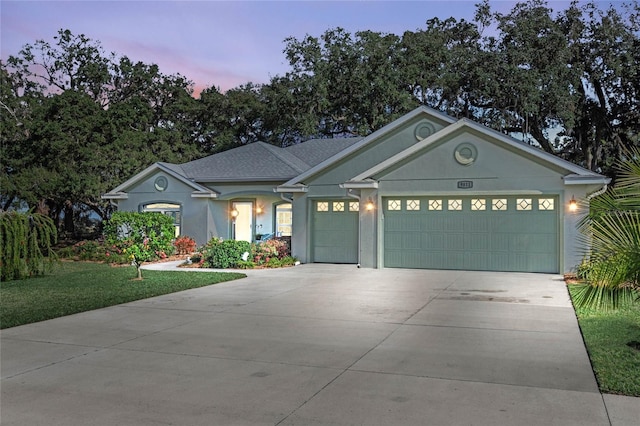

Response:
(1, 264), (638, 425)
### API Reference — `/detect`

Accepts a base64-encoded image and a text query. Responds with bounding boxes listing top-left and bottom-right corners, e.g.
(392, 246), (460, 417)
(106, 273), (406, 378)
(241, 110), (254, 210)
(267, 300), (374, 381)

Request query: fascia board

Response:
(101, 192), (128, 200)
(563, 174), (611, 185)
(274, 184), (308, 193)
(282, 106), (456, 187)
(191, 191), (219, 199)
(340, 180), (379, 189)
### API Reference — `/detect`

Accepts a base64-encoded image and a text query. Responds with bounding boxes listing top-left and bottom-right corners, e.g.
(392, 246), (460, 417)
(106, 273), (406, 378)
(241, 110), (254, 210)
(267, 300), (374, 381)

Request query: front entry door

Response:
(233, 201), (253, 242)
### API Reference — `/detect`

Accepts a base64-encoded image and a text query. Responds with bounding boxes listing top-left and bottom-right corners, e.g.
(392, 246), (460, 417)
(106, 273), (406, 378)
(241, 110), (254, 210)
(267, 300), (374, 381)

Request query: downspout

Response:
(346, 189), (362, 268)
(587, 184), (608, 200)
(280, 193), (293, 203)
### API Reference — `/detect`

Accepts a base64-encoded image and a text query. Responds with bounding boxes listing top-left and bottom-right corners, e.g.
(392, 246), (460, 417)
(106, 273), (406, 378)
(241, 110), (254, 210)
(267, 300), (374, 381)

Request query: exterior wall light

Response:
(230, 208), (239, 219)
(365, 199), (375, 211)
(256, 206), (263, 215)
(569, 196), (577, 212)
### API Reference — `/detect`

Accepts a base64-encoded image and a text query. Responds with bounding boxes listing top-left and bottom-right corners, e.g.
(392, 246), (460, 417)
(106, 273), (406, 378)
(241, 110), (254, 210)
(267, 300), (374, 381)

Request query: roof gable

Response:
(102, 162), (215, 199)
(347, 118), (605, 184)
(278, 106), (456, 189)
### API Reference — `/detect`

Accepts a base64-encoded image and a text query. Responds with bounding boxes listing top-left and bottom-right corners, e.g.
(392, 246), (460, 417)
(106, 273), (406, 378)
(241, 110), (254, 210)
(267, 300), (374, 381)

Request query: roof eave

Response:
(340, 180), (379, 189)
(563, 174), (611, 185)
(191, 191), (219, 199)
(101, 192), (128, 200)
(275, 184), (309, 193)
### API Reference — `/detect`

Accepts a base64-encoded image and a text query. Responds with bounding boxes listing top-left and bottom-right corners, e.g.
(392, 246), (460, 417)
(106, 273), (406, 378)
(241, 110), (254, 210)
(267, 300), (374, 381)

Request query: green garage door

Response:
(384, 196), (559, 273)
(312, 200), (359, 264)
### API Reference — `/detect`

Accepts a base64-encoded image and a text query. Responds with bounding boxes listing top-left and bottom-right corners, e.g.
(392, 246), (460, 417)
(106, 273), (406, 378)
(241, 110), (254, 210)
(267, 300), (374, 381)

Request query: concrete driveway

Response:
(1, 265), (637, 425)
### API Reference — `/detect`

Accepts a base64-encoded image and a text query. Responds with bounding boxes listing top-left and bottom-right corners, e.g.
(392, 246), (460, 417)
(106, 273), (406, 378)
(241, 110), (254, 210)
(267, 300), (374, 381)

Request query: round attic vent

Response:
(454, 143), (478, 166)
(414, 123), (435, 141)
(154, 176), (168, 192)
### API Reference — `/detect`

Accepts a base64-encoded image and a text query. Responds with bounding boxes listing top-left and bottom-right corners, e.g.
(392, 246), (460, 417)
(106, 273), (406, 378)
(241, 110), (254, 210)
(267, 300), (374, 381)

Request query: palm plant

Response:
(574, 148), (640, 310)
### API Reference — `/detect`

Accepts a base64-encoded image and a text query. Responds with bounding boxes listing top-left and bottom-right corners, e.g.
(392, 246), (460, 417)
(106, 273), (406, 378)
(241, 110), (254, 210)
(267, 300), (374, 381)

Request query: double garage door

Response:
(311, 196), (559, 273)
(384, 196), (559, 273)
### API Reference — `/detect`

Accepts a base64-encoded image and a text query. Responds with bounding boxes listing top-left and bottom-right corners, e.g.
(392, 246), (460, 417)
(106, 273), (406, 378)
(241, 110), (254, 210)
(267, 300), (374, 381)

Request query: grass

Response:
(569, 285), (640, 396)
(0, 261), (246, 329)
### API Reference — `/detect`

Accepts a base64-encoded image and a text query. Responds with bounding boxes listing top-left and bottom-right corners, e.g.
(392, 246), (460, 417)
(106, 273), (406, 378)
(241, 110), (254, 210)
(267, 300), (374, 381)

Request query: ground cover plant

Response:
(569, 285), (640, 396)
(0, 261), (245, 329)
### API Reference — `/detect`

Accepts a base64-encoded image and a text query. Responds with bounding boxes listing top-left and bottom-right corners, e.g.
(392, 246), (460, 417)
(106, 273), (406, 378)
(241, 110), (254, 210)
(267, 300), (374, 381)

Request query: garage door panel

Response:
(312, 201), (358, 264)
(384, 196), (558, 273)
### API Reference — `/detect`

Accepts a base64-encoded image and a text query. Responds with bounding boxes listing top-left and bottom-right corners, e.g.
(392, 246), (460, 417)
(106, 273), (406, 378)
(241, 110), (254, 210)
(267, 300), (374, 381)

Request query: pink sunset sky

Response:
(1, 0), (608, 96)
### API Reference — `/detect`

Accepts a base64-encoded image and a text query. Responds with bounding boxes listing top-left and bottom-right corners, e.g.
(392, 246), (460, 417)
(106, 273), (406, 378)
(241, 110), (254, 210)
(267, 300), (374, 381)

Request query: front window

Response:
(142, 203), (181, 237)
(276, 203), (292, 237)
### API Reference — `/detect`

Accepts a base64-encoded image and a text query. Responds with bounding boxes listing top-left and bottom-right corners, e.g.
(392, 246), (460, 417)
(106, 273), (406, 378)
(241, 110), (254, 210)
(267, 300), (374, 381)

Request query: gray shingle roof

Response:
(285, 137), (363, 166)
(176, 138), (361, 182)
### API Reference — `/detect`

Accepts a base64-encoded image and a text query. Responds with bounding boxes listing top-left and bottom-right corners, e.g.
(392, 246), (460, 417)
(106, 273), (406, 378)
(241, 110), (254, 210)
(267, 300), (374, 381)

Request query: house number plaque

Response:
(457, 180), (473, 189)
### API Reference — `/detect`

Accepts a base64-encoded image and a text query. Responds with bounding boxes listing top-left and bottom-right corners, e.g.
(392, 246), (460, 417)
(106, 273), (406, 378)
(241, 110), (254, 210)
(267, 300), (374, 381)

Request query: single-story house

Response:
(103, 106), (609, 273)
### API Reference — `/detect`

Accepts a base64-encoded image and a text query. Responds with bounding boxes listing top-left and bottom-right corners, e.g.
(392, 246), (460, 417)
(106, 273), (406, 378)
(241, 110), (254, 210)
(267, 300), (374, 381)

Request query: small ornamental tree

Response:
(0, 211), (57, 281)
(104, 211), (175, 279)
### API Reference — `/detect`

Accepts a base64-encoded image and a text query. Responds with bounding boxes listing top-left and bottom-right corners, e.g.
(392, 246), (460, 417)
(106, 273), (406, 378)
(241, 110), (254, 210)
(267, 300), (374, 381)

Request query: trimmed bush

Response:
(174, 236), (197, 255)
(201, 238), (251, 269)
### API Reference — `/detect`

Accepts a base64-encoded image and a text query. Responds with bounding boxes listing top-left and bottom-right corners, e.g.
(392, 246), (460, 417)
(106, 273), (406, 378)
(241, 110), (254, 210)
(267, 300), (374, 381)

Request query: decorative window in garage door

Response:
(384, 197), (557, 213)
(333, 202), (345, 212)
(349, 201), (359, 212)
(517, 198), (532, 210)
(448, 199), (463, 211)
(492, 198), (508, 211)
(317, 201), (329, 212)
(388, 199), (401, 210)
(471, 199), (486, 211)
(539, 198), (555, 210)
(407, 200), (420, 211)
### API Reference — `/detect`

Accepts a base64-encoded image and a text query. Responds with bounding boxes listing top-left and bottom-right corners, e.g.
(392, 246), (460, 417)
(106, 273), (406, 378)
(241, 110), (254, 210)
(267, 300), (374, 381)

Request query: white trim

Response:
(191, 191), (218, 199)
(101, 192), (128, 200)
(563, 174), (611, 185)
(274, 184), (308, 193)
(340, 180), (379, 189)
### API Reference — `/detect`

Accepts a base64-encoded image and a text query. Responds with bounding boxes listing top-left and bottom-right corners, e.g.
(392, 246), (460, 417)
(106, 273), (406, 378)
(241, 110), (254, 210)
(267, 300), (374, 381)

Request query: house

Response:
(103, 106), (609, 273)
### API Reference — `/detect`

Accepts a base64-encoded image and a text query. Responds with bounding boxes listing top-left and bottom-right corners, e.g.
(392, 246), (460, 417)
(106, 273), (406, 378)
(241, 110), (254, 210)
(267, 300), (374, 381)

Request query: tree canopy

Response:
(1, 1), (639, 235)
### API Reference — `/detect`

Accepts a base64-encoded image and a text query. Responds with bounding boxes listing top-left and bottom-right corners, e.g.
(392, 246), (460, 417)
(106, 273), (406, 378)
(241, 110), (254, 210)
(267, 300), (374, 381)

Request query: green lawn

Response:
(569, 285), (640, 396)
(0, 261), (246, 329)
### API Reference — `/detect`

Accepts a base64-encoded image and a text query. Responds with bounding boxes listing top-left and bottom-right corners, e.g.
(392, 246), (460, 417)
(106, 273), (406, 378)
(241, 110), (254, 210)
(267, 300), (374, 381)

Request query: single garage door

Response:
(311, 200), (359, 263)
(384, 196), (559, 273)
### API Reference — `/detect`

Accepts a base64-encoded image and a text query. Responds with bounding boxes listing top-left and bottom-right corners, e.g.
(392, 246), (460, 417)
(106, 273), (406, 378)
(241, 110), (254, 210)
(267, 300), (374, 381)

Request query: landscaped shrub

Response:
(0, 211), (57, 281)
(57, 239), (129, 264)
(201, 238), (251, 269)
(251, 239), (289, 265)
(174, 236), (197, 255)
(104, 212), (176, 279)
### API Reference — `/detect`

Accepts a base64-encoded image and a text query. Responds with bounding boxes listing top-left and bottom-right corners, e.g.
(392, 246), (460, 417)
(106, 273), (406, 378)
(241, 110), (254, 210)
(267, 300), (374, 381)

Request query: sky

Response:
(1, 0), (605, 95)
